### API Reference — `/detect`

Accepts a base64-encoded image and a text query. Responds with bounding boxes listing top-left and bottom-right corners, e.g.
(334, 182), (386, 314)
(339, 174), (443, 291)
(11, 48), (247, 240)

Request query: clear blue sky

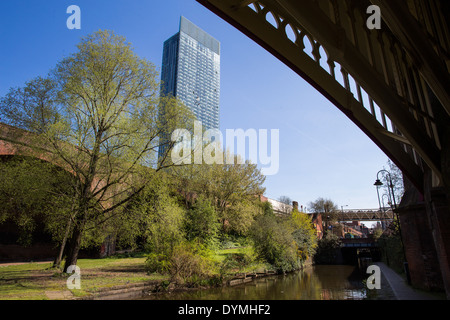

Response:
(0, 0), (390, 210)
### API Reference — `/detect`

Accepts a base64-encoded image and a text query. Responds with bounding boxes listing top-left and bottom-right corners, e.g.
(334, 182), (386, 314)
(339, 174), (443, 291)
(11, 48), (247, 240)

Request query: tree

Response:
(278, 195), (292, 214)
(289, 209), (318, 263)
(259, 200), (274, 217)
(250, 214), (298, 273)
(184, 197), (220, 245)
(0, 30), (193, 272)
(119, 172), (186, 255)
(171, 152), (266, 235)
(208, 157), (265, 233)
(313, 232), (341, 265)
(308, 197), (339, 226)
(0, 157), (75, 249)
(0, 76), (61, 133)
(382, 159), (405, 206)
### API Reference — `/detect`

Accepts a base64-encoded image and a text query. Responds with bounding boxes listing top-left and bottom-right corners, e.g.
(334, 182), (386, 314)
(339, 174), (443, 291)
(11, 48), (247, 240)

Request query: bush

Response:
(313, 233), (341, 264)
(169, 242), (216, 285)
(221, 252), (253, 272)
(250, 215), (298, 273)
(145, 252), (171, 275)
(184, 198), (219, 245)
(146, 242), (217, 286)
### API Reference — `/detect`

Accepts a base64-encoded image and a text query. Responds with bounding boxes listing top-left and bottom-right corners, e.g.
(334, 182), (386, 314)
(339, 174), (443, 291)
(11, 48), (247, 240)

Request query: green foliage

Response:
(260, 201), (274, 217)
(1, 29), (195, 271)
(171, 156), (266, 236)
(289, 209), (318, 261)
(118, 173), (185, 255)
(184, 197), (220, 245)
(145, 241), (217, 286)
(224, 200), (260, 235)
(220, 250), (256, 274)
(314, 233), (341, 265)
(250, 215), (298, 273)
(219, 233), (251, 249)
(145, 252), (172, 275)
(0, 76), (60, 133)
(249, 207), (318, 272)
(0, 157), (75, 246)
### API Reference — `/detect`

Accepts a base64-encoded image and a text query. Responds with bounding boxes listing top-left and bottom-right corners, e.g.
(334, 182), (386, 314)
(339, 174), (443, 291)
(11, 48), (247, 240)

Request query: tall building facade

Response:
(159, 16), (221, 160)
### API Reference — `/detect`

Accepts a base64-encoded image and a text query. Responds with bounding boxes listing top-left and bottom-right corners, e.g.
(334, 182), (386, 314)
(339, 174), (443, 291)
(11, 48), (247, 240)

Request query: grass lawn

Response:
(0, 247), (270, 300)
(0, 253), (168, 300)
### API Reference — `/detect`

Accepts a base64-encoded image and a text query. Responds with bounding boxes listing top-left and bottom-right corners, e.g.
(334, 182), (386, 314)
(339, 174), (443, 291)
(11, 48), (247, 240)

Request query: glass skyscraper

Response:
(159, 16), (220, 160)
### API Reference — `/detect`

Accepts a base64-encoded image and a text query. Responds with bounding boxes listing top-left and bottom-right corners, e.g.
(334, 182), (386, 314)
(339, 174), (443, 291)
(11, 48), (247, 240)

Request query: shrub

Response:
(145, 252), (171, 275)
(145, 242), (215, 285)
(170, 242), (216, 285)
(221, 253), (252, 272)
(184, 197), (219, 245)
(313, 233), (341, 264)
(250, 215), (298, 273)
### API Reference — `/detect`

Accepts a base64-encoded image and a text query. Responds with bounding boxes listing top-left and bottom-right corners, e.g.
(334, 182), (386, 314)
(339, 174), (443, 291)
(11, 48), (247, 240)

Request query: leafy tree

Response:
(313, 232), (341, 265)
(171, 152), (266, 235)
(250, 214), (298, 273)
(0, 76), (61, 133)
(0, 30), (193, 272)
(0, 157), (75, 248)
(259, 200), (274, 217)
(289, 209), (318, 263)
(184, 197), (220, 245)
(382, 159), (405, 206)
(308, 197), (339, 226)
(116, 171), (185, 256)
(278, 195), (292, 214)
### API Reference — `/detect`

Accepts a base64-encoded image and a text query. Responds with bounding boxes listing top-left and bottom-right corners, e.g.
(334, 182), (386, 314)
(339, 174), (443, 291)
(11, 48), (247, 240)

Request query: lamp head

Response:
(374, 179), (383, 186)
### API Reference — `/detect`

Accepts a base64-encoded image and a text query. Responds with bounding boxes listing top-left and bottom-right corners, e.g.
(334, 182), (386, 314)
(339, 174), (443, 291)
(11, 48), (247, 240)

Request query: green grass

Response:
(0, 247), (271, 300)
(0, 256), (168, 300)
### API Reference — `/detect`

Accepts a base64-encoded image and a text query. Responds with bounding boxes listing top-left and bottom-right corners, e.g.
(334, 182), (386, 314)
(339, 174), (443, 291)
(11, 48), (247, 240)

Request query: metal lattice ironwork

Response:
(197, 0), (450, 193)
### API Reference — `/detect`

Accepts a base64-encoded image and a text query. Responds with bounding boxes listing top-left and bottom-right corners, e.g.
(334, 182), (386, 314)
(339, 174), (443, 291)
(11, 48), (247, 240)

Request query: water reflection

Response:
(142, 265), (367, 300)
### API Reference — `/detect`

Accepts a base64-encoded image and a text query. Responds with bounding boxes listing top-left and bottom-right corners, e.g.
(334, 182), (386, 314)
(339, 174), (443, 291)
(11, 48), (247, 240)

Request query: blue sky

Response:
(0, 0), (390, 210)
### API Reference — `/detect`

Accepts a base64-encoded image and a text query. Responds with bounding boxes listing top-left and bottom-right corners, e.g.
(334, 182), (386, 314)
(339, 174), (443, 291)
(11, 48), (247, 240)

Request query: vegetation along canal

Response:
(140, 265), (385, 300)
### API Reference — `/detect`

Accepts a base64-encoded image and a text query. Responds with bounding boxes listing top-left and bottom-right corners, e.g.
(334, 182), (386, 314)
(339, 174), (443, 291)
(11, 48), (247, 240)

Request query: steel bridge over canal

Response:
(196, 0), (450, 298)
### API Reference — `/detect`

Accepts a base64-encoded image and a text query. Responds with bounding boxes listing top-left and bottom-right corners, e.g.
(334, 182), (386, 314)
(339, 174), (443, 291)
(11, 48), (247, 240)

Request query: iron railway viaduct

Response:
(195, 0), (450, 297)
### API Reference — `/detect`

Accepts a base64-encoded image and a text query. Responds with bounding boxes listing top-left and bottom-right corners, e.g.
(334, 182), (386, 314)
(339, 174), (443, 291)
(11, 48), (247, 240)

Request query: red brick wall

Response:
(398, 203), (444, 291)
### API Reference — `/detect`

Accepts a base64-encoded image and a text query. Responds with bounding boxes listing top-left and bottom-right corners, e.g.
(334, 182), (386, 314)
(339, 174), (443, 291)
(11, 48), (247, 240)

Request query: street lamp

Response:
(380, 193), (392, 229)
(373, 170), (397, 210)
(373, 169), (411, 284)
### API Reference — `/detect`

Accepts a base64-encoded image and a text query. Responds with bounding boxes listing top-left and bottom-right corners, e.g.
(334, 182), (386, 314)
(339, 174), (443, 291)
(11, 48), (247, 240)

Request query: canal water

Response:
(142, 265), (370, 300)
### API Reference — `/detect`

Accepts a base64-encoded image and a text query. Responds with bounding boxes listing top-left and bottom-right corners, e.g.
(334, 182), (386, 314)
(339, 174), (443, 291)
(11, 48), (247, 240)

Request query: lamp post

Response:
(380, 193), (391, 229)
(373, 169), (410, 284)
(374, 169), (397, 210)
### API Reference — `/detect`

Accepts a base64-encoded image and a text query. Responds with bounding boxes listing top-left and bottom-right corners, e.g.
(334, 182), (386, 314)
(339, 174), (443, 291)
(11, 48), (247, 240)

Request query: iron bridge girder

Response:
(196, 0), (450, 193)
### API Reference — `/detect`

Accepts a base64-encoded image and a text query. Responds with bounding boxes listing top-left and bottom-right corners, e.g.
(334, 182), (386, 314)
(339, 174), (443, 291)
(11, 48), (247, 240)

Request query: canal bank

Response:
(138, 265), (368, 300)
(73, 263), (445, 300)
(374, 262), (445, 300)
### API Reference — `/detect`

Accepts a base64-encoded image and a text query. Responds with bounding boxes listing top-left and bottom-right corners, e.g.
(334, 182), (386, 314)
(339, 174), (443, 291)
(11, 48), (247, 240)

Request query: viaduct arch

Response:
(196, 0), (450, 297)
